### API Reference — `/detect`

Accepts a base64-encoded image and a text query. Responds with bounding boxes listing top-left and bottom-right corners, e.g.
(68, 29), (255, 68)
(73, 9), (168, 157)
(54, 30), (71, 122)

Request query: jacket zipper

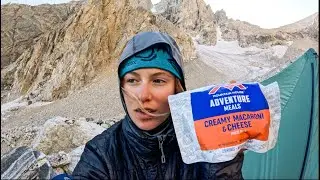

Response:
(158, 136), (166, 163)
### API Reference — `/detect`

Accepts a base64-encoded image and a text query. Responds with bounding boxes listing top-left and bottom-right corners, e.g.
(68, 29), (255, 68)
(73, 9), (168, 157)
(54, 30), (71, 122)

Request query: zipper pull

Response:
(158, 136), (166, 163)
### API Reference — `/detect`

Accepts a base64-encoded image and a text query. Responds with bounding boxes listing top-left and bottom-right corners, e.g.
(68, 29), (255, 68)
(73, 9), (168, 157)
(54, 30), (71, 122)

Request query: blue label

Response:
(191, 83), (269, 121)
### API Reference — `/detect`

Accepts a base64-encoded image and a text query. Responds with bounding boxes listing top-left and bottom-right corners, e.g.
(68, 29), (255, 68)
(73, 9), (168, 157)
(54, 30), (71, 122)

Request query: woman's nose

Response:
(138, 83), (152, 102)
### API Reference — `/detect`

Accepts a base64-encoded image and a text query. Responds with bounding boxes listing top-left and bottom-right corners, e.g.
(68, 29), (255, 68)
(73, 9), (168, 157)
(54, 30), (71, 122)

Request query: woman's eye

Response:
(153, 79), (166, 84)
(126, 79), (138, 83)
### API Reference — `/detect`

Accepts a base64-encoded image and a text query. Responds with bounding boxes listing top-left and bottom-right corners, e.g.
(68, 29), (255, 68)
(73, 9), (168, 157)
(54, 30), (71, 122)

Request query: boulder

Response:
(1, 146), (53, 179)
(32, 116), (105, 155)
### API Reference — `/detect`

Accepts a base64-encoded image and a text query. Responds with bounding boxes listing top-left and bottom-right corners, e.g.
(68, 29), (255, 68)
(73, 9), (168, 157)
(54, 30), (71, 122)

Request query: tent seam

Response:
(281, 54), (311, 112)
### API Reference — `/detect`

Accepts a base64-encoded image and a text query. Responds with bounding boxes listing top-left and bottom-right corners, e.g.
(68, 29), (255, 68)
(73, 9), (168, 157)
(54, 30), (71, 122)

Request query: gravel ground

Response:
(1, 72), (125, 130)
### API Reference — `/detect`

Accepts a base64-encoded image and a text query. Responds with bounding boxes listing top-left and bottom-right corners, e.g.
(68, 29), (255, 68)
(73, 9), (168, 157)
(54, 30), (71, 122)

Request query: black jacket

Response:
(72, 116), (244, 179)
(72, 32), (244, 179)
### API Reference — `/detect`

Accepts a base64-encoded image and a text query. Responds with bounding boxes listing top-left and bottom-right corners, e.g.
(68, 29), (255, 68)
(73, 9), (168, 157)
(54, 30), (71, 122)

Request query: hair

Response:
(175, 78), (184, 93)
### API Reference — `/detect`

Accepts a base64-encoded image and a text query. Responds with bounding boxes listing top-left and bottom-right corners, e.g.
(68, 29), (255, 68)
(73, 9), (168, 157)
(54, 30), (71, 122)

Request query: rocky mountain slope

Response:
(1, 1), (83, 69)
(1, 0), (195, 104)
(277, 12), (318, 33)
(214, 9), (319, 48)
(154, 0), (217, 45)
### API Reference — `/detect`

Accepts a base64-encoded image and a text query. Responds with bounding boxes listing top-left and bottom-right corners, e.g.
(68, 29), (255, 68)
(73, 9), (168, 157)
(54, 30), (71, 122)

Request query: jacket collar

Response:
(121, 115), (177, 161)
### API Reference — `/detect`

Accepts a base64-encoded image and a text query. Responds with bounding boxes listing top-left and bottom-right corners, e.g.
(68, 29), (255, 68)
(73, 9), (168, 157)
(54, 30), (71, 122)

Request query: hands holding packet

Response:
(168, 81), (281, 163)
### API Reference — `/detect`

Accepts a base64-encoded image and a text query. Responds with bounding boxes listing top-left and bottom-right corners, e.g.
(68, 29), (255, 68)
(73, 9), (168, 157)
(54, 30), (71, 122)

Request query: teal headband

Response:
(119, 45), (182, 80)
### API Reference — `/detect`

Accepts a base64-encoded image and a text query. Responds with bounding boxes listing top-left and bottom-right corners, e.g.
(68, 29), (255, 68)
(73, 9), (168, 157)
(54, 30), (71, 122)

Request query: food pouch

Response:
(168, 82), (281, 163)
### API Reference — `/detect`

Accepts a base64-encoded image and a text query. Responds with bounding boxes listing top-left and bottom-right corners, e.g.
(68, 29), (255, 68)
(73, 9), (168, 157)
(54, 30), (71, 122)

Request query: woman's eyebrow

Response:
(126, 72), (140, 77)
(152, 72), (173, 78)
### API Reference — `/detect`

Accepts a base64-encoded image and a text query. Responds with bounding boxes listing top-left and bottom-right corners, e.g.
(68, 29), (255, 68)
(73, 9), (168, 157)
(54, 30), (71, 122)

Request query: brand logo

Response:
(208, 84), (247, 95)
(135, 48), (157, 61)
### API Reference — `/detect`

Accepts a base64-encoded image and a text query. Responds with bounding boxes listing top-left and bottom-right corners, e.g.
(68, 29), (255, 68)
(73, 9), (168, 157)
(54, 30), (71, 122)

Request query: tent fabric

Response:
(242, 48), (319, 179)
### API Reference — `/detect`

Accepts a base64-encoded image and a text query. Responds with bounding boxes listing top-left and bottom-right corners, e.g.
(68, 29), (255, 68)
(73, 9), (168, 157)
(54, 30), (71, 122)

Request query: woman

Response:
(72, 31), (244, 179)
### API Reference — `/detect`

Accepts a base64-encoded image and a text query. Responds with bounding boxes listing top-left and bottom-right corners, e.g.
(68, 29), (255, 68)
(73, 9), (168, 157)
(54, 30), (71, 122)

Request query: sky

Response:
(154, 0), (318, 28)
(1, 0), (318, 28)
(202, 0), (319, 28)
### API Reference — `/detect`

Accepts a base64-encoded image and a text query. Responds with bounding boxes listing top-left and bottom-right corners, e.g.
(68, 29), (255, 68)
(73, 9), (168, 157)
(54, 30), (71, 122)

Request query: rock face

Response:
(214, 9), (228, 25)
(215, 10), (319, 48)
(0, 2), (83, 69)
(277, 13), (318, 33)
(301, 13), (319, 40)
(154, 0), (217, 45)
(129, 0), (153, 10)
(1, 0), (195, 102)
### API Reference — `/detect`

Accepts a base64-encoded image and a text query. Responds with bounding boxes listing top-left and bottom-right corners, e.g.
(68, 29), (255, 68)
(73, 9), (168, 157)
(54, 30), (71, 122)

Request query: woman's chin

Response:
(134, 119), (162, 131)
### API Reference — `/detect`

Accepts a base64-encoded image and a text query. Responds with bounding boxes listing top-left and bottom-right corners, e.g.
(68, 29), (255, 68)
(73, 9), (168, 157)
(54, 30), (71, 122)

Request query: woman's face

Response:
(122, 68), (176, 131)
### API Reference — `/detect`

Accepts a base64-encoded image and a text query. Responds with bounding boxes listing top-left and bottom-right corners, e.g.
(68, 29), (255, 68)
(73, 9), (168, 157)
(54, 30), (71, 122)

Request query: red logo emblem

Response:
(208, 84), (247, 95)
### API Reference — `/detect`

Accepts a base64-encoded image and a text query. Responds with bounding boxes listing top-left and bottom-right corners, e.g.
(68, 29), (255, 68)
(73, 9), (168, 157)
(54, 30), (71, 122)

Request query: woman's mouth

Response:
(134, 108), (156, 120)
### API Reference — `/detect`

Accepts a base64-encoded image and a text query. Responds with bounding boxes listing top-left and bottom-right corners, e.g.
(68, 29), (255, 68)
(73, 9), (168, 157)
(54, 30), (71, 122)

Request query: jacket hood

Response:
(117, 32), (187, 131)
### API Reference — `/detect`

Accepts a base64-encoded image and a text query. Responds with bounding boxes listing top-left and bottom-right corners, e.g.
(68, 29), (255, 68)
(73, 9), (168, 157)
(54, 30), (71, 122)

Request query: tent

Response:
(242, 48), (319, 179)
